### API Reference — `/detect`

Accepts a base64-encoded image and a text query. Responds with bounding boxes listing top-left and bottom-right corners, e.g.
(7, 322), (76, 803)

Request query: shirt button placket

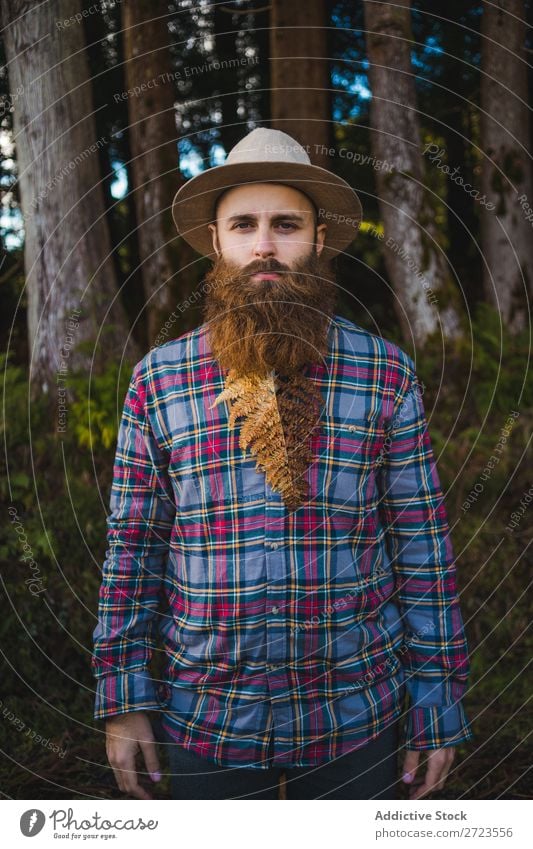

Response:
(264, 490), (290, 761)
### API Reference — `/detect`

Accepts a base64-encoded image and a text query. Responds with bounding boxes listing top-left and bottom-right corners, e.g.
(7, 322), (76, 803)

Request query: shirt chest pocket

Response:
(170, 430), (265, 510)
(177, 464), (265, 509)
(319, 416), (386, 509)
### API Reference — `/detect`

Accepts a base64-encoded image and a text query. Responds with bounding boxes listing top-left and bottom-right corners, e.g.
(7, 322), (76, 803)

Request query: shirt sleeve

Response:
(91, 361), (175, 720)
(377, 366), (474, 750)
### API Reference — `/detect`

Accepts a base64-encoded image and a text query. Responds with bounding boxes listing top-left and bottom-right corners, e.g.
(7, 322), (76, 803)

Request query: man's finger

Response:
(120, 756), (154, 800)
(111, 761), (131, 795)
(110, 751), (150, 800)
(139, 737), (162, 783)
(401, 749), (421, 785)
(109, 749), (136, 796)
(409, 753), (445, 800)
(111, 768), (125, 793)
(124, 777), (153, 800)
(436, 749), (455, 789)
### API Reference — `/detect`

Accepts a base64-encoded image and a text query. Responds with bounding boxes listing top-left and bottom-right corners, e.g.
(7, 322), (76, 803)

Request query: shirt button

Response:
(267, 541), (279, 549)
(271, 606), (280, 614)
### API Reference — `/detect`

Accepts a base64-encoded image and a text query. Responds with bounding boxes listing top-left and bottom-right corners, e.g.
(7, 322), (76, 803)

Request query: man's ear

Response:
(315, 223), (327, 257)
(208, 223), (220, 257)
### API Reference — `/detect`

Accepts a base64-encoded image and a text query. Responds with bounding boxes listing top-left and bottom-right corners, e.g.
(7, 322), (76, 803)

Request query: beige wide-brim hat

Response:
(171, 127), (363, 260)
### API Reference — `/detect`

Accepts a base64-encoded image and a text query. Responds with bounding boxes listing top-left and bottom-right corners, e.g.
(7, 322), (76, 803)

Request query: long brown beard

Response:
(202, 251), (337, 376)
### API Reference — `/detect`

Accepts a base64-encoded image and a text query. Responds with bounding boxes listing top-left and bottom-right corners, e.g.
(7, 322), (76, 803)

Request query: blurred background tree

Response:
(480, 0), (533, 330)
(0, 0), (531, 800)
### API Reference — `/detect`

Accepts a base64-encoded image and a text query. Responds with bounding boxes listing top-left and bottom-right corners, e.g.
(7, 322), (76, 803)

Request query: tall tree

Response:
(270, 0), (332, 166)
(364, 0), (462, 343)
(82, 1), (148, 351)
(123, 0), (199, 344)
(1, 0), (138, 393)
(411, 1), (483, 302)
(480, 0), (532, 331)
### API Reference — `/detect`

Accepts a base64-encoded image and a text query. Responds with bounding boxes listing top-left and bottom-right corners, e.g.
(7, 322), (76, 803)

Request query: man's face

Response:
(208, 182), (327, 271)
(202, 182), (337, 377)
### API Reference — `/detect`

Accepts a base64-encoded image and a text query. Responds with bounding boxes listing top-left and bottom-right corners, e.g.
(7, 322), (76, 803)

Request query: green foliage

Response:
(68, 361), (132, 451)
(416, 313), (531, 611)
(397, 305), (532, 798)
(0, 351), (135, 664)
(0, 352), (138, 796)
(418, 302), (532, 484)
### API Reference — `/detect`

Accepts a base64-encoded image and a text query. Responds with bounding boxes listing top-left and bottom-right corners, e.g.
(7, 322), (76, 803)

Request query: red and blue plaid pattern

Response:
(91, 314), (474, 767)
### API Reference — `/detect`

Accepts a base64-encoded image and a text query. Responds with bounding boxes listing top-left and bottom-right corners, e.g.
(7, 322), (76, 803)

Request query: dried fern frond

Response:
(210, 368), (323, 511)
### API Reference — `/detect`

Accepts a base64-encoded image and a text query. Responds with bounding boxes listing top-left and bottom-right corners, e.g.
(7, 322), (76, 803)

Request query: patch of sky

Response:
(412, 35), (444, 70)
(332, 69), (371, 121)
(110, 160), (128, 198)
(178, 138), (226, 177)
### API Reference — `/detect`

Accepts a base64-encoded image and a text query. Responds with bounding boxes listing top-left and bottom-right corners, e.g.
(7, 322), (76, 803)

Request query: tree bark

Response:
(270, 0), (332, 166)
(480, 0), (532, 331)
(123, 0), (199, 345)
(364, 0), (462, 343)
(1, 0), (138, 393)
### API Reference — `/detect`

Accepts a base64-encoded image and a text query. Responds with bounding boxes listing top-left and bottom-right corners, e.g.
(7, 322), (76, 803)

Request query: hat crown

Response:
(226, 128), (311, 167)
(171, 128), (363, 258)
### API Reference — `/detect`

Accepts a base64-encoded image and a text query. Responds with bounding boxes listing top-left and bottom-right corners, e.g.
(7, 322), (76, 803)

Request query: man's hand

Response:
(401, 747), (456, 799)
(105, 712), (162, 799)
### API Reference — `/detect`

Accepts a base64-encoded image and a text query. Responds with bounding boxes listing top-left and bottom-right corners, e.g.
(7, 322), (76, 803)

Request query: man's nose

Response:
(253, 227), (276, 258)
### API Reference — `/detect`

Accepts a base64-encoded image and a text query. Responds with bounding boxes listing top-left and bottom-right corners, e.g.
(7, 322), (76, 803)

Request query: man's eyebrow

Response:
(224, 212), (308, 225)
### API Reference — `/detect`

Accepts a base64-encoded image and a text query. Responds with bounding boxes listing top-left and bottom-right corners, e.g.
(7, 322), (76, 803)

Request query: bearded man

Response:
(91, 128), (474, 801)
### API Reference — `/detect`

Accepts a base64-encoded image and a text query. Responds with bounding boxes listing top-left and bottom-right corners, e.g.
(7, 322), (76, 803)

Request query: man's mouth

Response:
(250, 271), (282, 281)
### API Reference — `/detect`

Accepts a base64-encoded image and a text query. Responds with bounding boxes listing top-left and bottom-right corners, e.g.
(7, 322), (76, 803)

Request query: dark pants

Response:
(153, 716), (400, 800)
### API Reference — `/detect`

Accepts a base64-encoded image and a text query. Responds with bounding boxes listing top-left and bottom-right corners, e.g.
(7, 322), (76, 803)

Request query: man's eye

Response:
(231, 221), (297, 231)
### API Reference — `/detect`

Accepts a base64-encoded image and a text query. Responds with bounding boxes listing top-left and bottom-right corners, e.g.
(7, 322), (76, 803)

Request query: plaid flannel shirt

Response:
(91, 313), (474, 768)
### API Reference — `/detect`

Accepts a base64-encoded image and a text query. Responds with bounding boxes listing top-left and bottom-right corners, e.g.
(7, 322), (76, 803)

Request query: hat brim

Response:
(171, 160), (362, 260)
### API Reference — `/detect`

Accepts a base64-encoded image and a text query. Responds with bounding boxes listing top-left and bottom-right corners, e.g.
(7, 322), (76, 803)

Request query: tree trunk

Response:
(270, 0), (332, 166)
(123, 0), (199, 345)
(1, 0), (138, 393)
(480, 0), (532, 331)
(364, 0), (462, 343)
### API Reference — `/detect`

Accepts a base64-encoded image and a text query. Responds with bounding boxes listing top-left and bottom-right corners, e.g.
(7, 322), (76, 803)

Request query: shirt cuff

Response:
(93, 668), (161, 720)
(403, 702), (475, 750)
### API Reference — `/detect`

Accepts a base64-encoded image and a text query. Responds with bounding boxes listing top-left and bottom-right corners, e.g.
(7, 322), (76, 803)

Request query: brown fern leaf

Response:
(211, 368), (323, 511)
